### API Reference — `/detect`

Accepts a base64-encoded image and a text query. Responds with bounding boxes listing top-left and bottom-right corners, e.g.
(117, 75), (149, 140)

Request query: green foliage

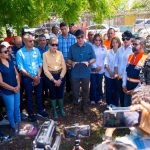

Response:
(0, 0), (122, 33)
(132, 1), (147, 9)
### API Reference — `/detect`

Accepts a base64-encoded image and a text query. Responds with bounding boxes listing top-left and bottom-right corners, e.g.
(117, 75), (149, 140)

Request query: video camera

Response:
(33, 120), (61, 150)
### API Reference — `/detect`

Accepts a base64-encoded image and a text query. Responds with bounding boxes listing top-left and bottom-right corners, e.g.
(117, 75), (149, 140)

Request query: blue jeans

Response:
(22, 76), (44, 115)
(105, 76), (119, 106)
(2, 92), (21, 128)
(90, 73), (103, 102)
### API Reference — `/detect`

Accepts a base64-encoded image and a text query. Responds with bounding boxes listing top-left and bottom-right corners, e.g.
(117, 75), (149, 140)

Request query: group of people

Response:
(0, 21), (150, 149)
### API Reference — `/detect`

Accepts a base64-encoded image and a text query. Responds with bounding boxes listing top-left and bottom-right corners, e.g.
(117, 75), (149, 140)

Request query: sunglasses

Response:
(122, 37), (130, 41)
(77, 36), (84, 39)
(51, 43), (58, 47)
(132, 43), (140, 46)
(1, 50), (9, 54)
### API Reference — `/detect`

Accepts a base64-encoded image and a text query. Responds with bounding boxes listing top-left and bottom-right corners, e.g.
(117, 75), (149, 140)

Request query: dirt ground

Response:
(0, 96), (129, 150)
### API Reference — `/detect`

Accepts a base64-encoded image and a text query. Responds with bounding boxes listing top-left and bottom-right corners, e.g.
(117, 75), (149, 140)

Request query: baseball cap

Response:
(1, 41), (12, 48)
(122, 31), (133, 38)
(75, 29), (84, 37)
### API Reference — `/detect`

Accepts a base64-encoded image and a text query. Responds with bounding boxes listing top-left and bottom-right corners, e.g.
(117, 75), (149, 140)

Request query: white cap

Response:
(1, 41), (12, 48)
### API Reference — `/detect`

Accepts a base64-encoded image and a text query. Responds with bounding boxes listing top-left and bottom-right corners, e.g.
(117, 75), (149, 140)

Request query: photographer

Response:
(72, 55), (150, 150)
(103, 55), (150, 150)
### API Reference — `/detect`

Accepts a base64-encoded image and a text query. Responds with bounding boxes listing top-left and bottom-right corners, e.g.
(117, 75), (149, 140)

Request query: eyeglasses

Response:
(51, 43), (58, 47)
(1, 50), (9, 54)
(77, 36), (84, 39)
(132, 43), (140, 46)
(122, 37), (130, 41)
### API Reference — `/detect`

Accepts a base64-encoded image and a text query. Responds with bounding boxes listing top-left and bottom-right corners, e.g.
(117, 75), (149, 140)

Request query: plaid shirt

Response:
(58, 33), (76, 60)
(116, 129), (150, 150)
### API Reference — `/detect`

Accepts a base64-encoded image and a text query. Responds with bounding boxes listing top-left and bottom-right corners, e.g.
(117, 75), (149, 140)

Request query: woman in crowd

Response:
(0, 45), (20, 131)
(90, 33), (107, 104)
(43, 37), (66, 119)
(104, 37), (121, 107)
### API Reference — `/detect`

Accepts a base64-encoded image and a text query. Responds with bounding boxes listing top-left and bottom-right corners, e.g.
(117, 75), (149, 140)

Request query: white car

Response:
(138, 28), (150, 39)
(86, 24), (122, 39)
(145, 19), (150, 28)
(24, 28), (40, 34)
(86, 24), (108, 37)
(133, 19), (146, 32)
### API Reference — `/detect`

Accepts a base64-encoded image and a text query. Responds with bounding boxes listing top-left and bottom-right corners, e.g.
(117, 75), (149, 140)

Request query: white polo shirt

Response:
(91, 45), (107, 74)
(104, 49), (118, 78)
(115, 45), (133, 76)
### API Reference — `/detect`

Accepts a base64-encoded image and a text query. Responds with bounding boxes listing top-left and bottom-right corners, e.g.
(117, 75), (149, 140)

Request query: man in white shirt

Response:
(114, 31), (133, 106)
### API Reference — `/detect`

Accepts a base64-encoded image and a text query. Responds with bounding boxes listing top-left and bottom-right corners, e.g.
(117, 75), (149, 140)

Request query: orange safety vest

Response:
(128, 52), (148, 67)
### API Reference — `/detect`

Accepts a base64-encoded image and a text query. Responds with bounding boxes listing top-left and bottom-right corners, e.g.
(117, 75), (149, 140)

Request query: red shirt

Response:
(4, 36), (15, 45)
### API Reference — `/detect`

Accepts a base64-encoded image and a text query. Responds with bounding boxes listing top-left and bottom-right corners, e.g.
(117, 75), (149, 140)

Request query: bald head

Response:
(14, 36), (22, 48)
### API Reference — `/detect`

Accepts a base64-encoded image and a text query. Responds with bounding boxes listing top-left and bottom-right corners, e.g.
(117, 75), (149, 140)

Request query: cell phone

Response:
(102, 109), (142, 128)
(64, 125), (90, 138)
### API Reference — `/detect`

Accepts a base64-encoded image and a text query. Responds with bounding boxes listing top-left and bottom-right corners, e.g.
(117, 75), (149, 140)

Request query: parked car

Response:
(86, 24), (108, 37)
(86, 24), (121, 39)
(133, 19), (150, 32)
(145, 19), (150, 28)
(138, 28), (150, 39)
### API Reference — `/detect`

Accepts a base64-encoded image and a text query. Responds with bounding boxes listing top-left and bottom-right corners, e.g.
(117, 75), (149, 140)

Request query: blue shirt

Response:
(36, 46), (49, 59)
(0, 60), (17, 95)
(16, 46), (42, 77)
(58, 33), (76, 60)
(68, 42), (96, 78)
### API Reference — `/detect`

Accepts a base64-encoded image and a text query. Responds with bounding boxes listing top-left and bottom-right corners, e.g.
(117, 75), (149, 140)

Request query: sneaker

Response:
(106, 104), (116, 109)
(91, 101), (96, 105)
(28, 114), (37, 122)
(78, 98), (81, 103)
(0, 134), (12, 143)
(0, 118), (9, 126)
(37, 110), (49, 119)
